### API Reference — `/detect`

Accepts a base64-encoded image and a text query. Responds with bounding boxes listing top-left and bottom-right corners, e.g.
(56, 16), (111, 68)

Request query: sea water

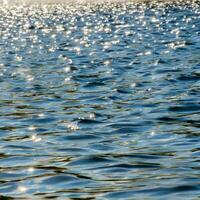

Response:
(0, 1), (200, 199)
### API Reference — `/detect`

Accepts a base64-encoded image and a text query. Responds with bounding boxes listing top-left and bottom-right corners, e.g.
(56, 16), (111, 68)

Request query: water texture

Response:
(0, 1), (200, 199)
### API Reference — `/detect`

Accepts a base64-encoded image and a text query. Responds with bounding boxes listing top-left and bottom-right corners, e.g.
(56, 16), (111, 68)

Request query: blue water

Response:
(0, 1), (200, 199)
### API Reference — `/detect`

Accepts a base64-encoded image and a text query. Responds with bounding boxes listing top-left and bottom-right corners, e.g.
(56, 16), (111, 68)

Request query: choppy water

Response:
(0, 1), (200, 199)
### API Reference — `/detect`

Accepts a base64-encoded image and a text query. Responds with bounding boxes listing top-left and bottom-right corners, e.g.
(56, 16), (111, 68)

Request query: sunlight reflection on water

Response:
(0, 0), (200, 199)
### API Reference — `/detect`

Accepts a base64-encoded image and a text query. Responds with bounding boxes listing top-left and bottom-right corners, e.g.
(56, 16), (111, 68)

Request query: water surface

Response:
(0, 1), (200, 199)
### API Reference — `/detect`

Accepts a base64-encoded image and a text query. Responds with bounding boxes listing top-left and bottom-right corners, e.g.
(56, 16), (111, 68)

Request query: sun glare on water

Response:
(0, 0), (199, 199)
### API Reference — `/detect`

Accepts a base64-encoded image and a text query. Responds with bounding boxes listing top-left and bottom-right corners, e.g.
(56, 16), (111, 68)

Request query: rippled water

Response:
(0, 1), (200, 199)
